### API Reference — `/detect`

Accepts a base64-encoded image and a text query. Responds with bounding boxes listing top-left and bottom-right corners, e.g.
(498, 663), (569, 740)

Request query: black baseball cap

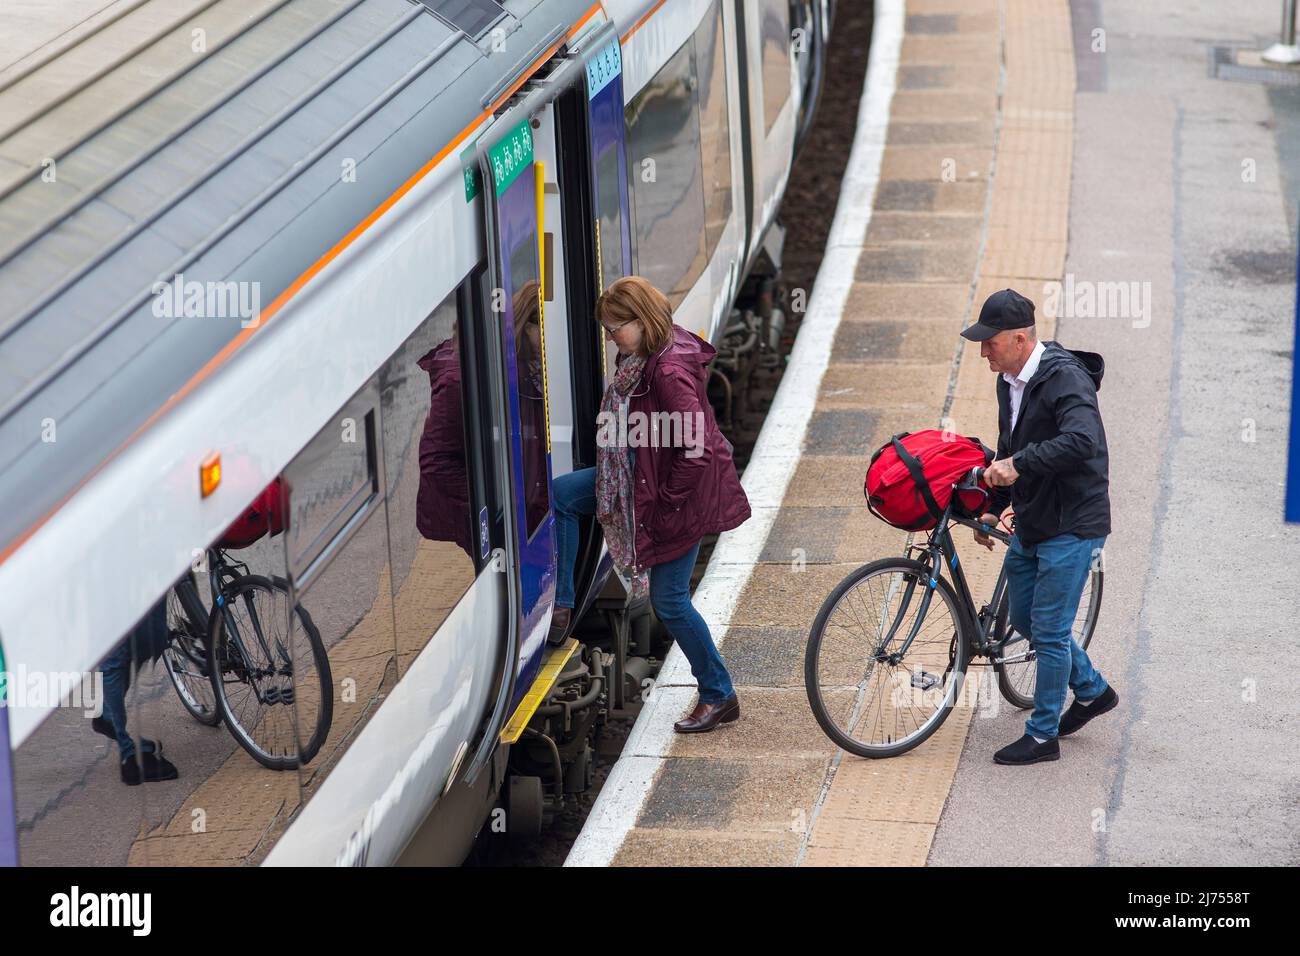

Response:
(960, 289), (1036, 341)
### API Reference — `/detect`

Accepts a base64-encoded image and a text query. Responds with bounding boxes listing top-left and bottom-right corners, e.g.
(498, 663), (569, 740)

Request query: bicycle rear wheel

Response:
(208, 575), (333, 771)
(163, 577), (221, 726)
(993, 564), (1104, 710)
(805, 558), (970, 758)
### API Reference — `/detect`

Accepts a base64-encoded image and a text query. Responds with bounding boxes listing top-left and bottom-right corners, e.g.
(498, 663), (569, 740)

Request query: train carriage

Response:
(0, 0), (831, 866)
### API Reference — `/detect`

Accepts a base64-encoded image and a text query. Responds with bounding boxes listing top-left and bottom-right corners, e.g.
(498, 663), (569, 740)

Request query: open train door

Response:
(478, 113), (556, 713)
(553, 30), (636, 627)
(459, 21), (632, 777)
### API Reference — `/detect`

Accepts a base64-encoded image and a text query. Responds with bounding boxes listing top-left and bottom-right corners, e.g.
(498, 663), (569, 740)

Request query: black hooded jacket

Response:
(989, 341), (1111, 545)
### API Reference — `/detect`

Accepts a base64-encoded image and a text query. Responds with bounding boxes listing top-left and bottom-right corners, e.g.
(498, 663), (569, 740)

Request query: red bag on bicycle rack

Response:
(217, 476), (289, 550)
(864, 430), (993, 531)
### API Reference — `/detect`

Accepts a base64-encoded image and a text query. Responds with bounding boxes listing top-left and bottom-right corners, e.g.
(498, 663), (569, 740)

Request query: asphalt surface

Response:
(929, 0), (1300, 865)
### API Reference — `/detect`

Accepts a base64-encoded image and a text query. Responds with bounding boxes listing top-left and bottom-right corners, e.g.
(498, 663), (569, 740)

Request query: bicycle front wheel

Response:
(208, 575), (333, 771)
(994, 564), (1104, 710)
(805, 558), (971, 759)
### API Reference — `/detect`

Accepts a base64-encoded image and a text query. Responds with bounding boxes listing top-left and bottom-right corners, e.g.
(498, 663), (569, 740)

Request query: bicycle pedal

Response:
(911, 671), (941, 691)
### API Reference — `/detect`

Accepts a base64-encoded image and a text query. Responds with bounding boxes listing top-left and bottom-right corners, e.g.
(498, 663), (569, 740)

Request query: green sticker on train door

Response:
(488, 120), (534, 197)
(460, 141), (481, 202)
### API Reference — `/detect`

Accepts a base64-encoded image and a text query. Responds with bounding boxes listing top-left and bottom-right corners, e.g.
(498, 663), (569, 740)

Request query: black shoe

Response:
(91, 717), (160, 754)
(121, 752), (179, 786)
(993, 733), (1060, 765)
(1057, 685), (1119, 737)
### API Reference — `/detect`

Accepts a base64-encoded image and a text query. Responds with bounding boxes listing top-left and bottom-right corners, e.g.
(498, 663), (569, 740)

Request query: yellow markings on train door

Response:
(500, 636), (579, 744)
(595, 217), (610, 379)
(535, 160), (551, 454)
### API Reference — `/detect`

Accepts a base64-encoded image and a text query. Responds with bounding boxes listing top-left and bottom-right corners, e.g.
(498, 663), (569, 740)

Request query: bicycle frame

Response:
(172, 550), (293, 700)
(893, 479), (1019, 663)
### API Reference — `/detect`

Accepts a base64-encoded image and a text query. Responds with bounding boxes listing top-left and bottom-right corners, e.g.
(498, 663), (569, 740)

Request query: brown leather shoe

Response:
(547, 606), (572, 645)
(673, 695), (740, 733)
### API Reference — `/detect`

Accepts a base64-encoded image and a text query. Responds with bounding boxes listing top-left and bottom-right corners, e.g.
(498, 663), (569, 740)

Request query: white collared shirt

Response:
(1002, 339), (1045, 433)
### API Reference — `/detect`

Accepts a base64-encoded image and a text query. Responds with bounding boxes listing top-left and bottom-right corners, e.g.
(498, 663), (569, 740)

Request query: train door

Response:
(584, 36), (633, 342)
(480, 116), (555, 709)
(556, 33), (635, 619)
(468, 24), (634, 724)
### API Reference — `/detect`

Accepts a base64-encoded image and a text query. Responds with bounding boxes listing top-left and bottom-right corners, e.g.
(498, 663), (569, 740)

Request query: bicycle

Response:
(804, 467), (1103, 758)
(162, 548), (334, 770)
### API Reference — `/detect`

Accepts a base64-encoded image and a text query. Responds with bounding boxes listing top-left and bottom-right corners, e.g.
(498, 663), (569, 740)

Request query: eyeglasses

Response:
(601, 317), (637, 335)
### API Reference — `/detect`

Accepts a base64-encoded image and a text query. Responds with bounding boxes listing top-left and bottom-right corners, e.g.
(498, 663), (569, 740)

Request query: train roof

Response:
(0, 0), (600, 557)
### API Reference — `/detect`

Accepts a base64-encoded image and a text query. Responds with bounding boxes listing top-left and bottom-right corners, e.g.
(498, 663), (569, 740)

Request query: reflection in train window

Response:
(509, 236), (550, 539)
(12, 632), (149, 864)
(12, 495), (303, 866)
(625, 38), (707, 309)
(695, 0), (733, 262)
(378, 291), (480, 675)
(282, 382), (397, 804)
(283, 399), (378, 583)
(760, 0), (792, 135)
(596, 141), (624, 294)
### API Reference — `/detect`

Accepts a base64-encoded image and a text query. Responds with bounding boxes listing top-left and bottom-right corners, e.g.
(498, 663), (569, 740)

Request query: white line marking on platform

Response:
(564, 0), (905, 867)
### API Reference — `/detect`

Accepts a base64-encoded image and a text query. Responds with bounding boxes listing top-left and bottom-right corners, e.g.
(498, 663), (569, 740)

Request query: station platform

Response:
(568, 0), (1300, 866)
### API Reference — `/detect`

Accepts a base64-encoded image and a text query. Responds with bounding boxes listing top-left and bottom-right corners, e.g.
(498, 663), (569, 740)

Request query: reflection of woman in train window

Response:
(415, 323), (474, 562)
(513, 279), (549, 535)
(550, 276), (751, 734)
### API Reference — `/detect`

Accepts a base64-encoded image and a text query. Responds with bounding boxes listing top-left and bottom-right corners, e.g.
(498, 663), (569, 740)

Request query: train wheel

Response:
(505, 774), (544, 837)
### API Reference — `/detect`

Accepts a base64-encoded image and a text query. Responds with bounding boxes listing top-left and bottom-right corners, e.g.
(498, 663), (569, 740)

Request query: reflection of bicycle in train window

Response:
(162, 481), (332, 771)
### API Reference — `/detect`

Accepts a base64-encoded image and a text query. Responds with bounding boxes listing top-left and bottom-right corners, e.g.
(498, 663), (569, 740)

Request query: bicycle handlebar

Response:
(959, 467), (999, 531)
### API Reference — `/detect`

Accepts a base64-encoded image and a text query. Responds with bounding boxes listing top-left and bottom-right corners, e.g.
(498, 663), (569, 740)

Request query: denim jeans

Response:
(649, 540), (735, 705)
(99, 640), (136, 760)
(98, 598), (169, 761)
(1004, 532), (1109, 740)
(553, 467), (598, 609)
(551, 467), (735, 704)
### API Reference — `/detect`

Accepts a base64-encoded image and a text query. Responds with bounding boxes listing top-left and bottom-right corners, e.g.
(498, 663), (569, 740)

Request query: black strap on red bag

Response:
(890, 435), (946, 525)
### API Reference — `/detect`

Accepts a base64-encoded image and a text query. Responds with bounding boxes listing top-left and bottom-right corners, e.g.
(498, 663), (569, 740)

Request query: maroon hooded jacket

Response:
(625, 324), (751, 571)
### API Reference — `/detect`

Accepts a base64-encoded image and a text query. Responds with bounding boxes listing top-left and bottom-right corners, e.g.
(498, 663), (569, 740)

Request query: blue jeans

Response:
(99, 598), (169, 761)
(553, 467), (599, 609)
(1004, 532), (1109, 740)
(552, 467), (735, 704)
(99, 640), (136, 760)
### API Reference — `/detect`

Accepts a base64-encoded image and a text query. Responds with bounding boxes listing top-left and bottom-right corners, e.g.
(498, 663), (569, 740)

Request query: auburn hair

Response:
(595, 275), (673, 355)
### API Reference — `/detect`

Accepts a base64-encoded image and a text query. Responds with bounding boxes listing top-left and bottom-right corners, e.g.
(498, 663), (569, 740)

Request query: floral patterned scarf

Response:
(595, 352), (650, 602)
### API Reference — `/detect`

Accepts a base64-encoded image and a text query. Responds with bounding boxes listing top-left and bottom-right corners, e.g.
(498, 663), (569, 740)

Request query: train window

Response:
(134, 507), (305, 865)
(595, 139), (624, 294)
(508, 234), (550, 539)
(13, 492), (305, 866)
(11, 635), (148, 864)
(377, 290), (480, 675)
(760, 0), (792, 135)
(695, 1), (733, 263)
(625, 38), (707, 310)
(281, 381), (399, 809)
(283, 393), (380, 585)
(421, 0), (506, 39)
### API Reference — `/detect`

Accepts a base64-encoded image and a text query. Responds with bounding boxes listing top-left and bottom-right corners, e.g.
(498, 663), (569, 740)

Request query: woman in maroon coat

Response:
(550, 276), (751, 733)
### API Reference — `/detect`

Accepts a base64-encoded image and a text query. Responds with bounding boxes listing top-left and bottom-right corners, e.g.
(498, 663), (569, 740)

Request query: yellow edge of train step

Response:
(499, 637), (579, 744)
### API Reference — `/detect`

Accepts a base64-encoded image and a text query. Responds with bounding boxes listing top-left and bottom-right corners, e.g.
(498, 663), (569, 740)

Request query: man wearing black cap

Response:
(961, 288), (1119, 765)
